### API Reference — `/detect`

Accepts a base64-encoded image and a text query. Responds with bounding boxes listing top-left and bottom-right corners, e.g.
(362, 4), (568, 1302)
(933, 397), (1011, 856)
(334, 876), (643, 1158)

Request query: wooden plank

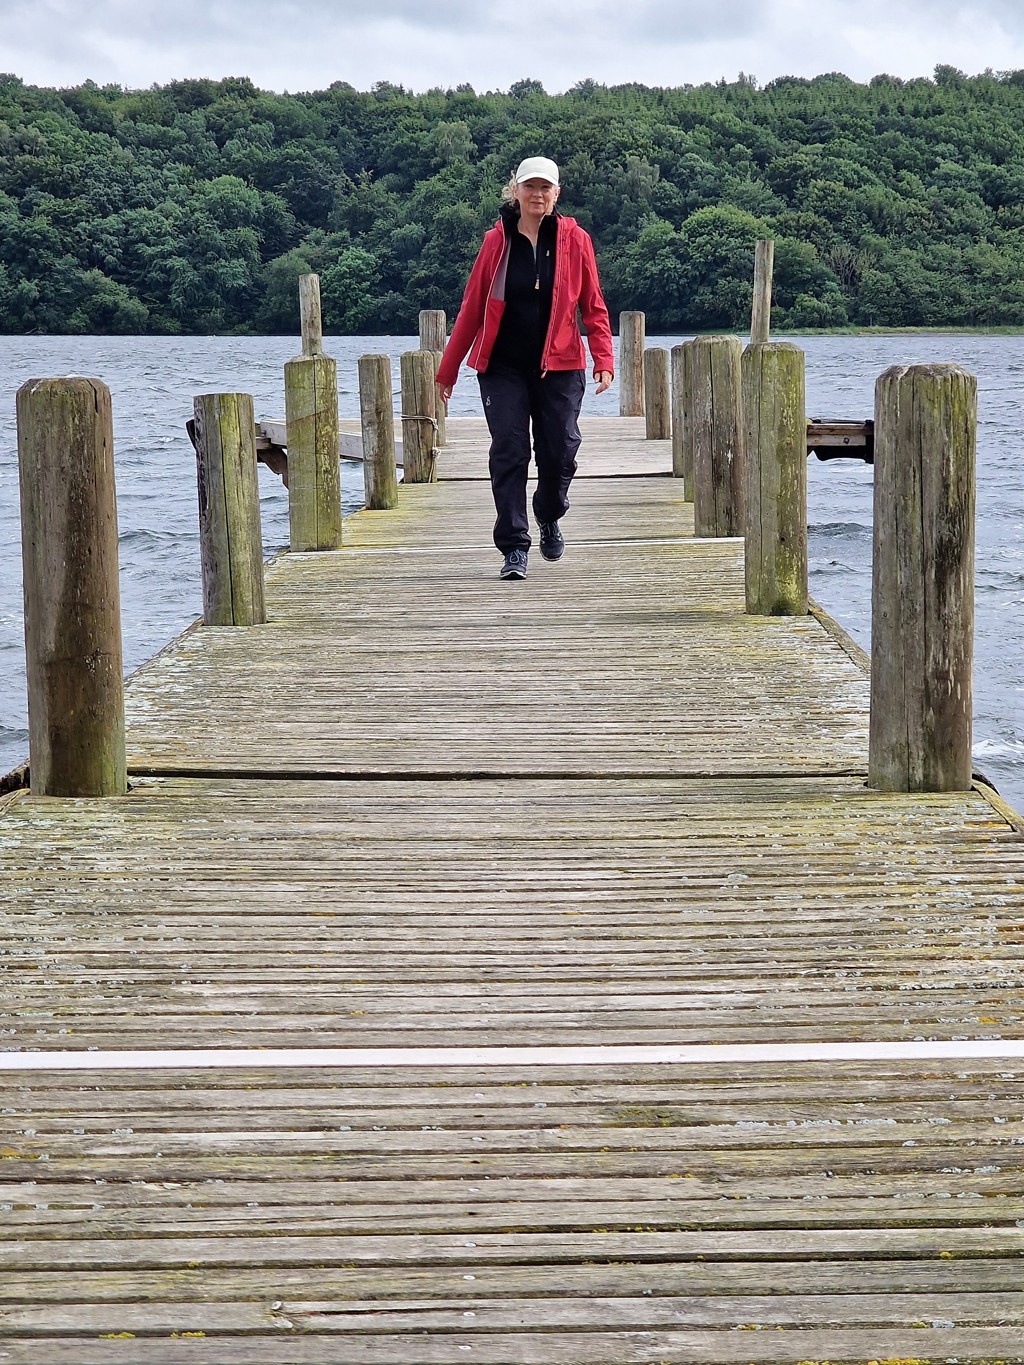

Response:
(6, 1226), (1024, 1270)
(0, 1328), (1022, 1364)
(4, 1257), (1023, 1302)
(6, 1291), (1024, 1332)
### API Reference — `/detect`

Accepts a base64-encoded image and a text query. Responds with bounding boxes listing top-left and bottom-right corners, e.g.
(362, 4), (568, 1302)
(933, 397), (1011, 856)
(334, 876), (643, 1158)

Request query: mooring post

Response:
(643, 348), (671, 440)
(16, 377), (126, 796)
(419, 311), (447, 447)
(671, 343), (692, 495)
(299, 273), (323, 357)
(284, 274), (341, 551)
(751, 239), (774, 345)
(358, 355), (399, 511)
(685, 335), (745, 537)
(418, 309), (446, 354)
(429, 351), (447, 448)
(869, 364), (976, 792)
(618, 311), (645, 416)
(741, 341), (807, 616)
(192, 392), (267, 626)
(400, 350), (437, 484)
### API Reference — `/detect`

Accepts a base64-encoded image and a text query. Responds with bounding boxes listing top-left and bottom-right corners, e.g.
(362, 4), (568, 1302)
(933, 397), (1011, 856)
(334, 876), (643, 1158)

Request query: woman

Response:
(435, 156), (614, 579)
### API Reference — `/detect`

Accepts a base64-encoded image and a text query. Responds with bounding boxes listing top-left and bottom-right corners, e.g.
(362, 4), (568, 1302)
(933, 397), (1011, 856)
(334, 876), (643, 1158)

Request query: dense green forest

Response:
(3, 66), (1024, 334)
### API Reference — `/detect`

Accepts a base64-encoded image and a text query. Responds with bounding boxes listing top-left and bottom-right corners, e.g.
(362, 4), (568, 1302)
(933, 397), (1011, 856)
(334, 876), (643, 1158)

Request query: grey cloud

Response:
(624, 0), (764, 44)
(3, 0), (1024, 94)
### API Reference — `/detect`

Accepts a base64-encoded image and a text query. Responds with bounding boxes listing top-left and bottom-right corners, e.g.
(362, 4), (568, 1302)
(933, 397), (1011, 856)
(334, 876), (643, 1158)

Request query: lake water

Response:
(1, 334), (1022, 809)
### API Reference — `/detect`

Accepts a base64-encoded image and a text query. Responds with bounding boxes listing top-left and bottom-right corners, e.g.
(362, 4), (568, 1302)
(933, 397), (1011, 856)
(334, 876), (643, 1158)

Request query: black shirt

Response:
(489, 210), (556, 373)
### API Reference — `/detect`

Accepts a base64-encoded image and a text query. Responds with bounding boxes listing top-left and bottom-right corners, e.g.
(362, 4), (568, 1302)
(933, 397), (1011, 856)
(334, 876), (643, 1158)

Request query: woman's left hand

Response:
(594, 371), (612, 394)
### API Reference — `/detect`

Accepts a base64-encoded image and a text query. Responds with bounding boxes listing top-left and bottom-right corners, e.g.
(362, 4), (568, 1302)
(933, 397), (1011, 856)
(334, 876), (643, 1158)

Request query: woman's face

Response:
(515, 177), (560, 215)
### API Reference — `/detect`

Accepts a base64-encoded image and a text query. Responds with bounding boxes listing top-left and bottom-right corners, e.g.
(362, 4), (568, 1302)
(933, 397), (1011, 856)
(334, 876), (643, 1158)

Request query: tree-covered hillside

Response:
(3, 66), (1024, 334)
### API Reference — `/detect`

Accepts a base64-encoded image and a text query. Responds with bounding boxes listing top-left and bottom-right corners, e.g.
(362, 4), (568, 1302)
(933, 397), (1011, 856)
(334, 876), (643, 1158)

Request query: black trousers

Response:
(478, 363), (586, 552)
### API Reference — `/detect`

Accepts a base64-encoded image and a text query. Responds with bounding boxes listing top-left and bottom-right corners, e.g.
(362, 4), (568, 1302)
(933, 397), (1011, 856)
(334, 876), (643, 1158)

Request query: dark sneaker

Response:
(499, 548), (529, 580)
(538, 520), (564, 561)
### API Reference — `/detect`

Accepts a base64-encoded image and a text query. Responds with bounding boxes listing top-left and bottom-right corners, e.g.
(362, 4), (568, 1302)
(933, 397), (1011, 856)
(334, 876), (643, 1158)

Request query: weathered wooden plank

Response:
(0, 1141), (1017, 1183)
(5, 1226), (1024, 1270)
(4, 1257), (1023, 1303)
(0, 1328), (1022, 1364)
(6, 1165), (1024, 1208)
(6, 1195), (1024, 1238)
(6, 1290), (1024, 1333)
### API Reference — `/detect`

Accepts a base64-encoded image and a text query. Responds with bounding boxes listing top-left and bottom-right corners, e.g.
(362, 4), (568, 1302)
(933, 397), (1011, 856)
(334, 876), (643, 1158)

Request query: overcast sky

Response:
(4, 0), (1024, 95)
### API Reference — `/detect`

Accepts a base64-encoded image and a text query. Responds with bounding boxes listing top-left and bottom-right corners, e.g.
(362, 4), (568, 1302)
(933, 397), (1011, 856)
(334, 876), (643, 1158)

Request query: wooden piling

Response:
(358, 355), (399, 511)
(686, 335), (745, 537)
(299, 274), (323, 357)
(643, 348), (670, 439)
(192, 392), (267, 626)
(16, 377), (126, 796)
(671, 343), (692, 495)
(400, 351), (437, 484)
(869, 363), (976, 792)
(418, 309), (447, 354)
(419, 313), (447, 447)
(751, 239), (774, 346)
(284, 352), (342, 550)
(429, 351), (447, 448)
(618, 312), (645, 416)
(741, 341), (807, 616)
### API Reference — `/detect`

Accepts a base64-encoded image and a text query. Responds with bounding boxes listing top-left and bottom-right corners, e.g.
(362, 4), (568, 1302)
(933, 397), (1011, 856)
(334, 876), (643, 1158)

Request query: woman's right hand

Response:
(436, 382), (453, 404)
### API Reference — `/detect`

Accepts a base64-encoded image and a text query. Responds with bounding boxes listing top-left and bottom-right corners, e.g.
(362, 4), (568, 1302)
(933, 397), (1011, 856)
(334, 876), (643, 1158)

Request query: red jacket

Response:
(436, 212), (614, 387)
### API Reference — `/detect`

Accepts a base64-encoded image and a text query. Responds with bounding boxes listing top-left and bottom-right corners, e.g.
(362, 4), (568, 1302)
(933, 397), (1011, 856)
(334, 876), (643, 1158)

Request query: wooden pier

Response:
(4, 410), (1024, 1363)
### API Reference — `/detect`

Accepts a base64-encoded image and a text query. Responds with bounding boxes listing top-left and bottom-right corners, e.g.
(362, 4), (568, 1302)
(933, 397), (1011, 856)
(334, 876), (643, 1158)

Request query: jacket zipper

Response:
(540, 217), (561, 377)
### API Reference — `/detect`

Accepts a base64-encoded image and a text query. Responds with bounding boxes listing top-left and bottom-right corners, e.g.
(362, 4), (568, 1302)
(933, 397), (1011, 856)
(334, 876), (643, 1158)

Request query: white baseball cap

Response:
(515, 156), (559, 186)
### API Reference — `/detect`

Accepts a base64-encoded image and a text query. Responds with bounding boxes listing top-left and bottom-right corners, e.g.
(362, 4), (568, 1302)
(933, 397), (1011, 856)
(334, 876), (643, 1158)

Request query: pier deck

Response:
(3, 417), (1024, 1362)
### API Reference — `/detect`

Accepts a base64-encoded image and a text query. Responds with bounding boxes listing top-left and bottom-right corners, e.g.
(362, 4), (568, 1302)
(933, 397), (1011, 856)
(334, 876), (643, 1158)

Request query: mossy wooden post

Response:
(192, 392), (267, 626)
(400, 350), (437, 484)
(619, 311), (645, 416)
(419, 310), (447, 446)
(298, 273), (323, 357)
(358, 355), (399, 511)
(687, 335), (744, 537)
(284, 285), (341, 550)
(742, 341), (807, 616)
(869, 364), (976, 792)
(16, 377), (126, 797)
(644, 348), (670, 439)
(672, 342), (694, 496)
(751, 239), (774, 345)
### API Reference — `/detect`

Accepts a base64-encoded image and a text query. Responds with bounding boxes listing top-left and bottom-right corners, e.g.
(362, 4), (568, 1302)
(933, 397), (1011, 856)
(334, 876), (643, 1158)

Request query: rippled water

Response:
(0, 334), (1021, 809)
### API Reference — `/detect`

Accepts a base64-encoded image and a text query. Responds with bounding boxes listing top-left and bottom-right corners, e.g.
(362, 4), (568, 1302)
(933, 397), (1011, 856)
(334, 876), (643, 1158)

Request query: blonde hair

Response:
(500, 173), (517, 203)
